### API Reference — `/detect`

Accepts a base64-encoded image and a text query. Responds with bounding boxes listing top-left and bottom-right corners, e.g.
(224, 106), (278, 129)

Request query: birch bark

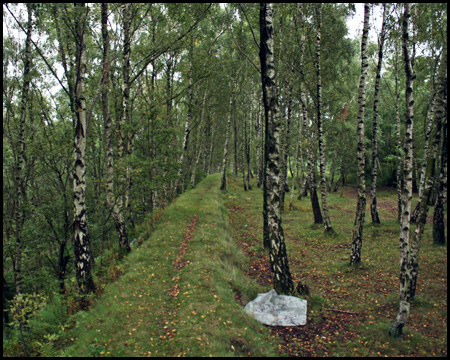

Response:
(350, 3), (370, 265)
(316, 4), (332, 232)
(389, 3), (416, 337)
(73, 3), (95, 296)
(370, 4), (387, 224)
(260, 3), (294, 295)
(102, 3), (130, 254)
(220, 78), (235, 191)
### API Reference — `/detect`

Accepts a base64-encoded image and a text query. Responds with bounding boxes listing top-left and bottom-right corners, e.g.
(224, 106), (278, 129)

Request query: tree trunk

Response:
(119, 3), (132, 208)
(260, 3), (294, 295)
(316, 4), (332, 232)
(247, 92), (253, 190)
(102, 3), (130, 255)
(289, 97), (303, 210)
(220, 78), (235, 191)
(73, 3), (95, 297)
(255, 99), (263, 187)
(389, 3), (416, 337)
(327, 150), (337, 192)
(334, 157), (343, 192)
(370, 4), (387, 224)
(350, 3), (370, 265)
(409, 46), (446, 298)
(177, 35), (195, 194)
(394, 40), (403, 222)
(411, 97), (435, 223)
(432, 44), (447, 246)
(13, 3), (33, 294)
(190, 89), (208, 188)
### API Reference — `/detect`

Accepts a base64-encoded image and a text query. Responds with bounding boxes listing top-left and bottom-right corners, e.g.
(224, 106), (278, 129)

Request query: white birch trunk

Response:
(350, 3), (370, 265)
(389, 3), (416, 337)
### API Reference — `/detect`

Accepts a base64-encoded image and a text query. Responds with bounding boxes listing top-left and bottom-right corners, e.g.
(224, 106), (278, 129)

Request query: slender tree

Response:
(394, 40), (403, 221)
(102, 3), (130, 254)
(177, 33), (195, 193)
(370, 3), (387, 224)
(350, 3), (370, 265)
(389, 3), (416, 337)
(411, 97), (435, 223)
(316, 4), (333, 232)
(12, 3), (33, 294)
(409, 45), (446, 300)
(432, 44), (447, 245)
(260, 2), (294, 295)
(73, 3), (95, 297)
(220, 77), (235, 191)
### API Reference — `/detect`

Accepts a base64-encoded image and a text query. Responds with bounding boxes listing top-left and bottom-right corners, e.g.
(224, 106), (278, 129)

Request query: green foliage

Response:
(8, 292), (48, 330)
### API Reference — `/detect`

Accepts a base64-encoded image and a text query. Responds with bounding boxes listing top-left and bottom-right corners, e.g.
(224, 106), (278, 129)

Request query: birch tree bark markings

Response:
(73, 3), (95, 297)
(260, 3), (294, 295)
(350, 3), (370, 266)
(389, 3), (416, 337)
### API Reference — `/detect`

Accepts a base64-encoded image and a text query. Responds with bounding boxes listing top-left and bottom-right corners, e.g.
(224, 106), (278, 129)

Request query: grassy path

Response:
(60, 173), (446, 357)
(61, 174), (278, 357)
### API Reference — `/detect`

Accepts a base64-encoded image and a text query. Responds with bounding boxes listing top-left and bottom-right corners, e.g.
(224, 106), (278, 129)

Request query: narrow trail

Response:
(61, 174), (277, 357)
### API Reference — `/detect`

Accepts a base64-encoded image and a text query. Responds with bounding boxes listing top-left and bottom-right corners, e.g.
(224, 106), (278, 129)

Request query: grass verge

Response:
(59, 174), (279, 357)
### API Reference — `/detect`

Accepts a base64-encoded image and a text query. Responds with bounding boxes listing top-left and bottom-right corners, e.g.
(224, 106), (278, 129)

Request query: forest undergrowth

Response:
(225, 175), (447, 357)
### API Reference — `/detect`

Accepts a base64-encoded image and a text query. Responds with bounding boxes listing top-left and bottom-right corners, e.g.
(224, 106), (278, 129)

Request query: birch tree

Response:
(409, 45), (446, 300)
(316, 4), (333, 232)
(73, 3), (95, 297)
(350, 3), (370, 265)
(370, 3), (387, 224)
(432, 44), (447, 245)
(220, 77), (235, 191)
(389, 3), (416, 337)
(12, 3), (33, 294)
(260, 3), (294, 295)
(102, 3), (130, 255)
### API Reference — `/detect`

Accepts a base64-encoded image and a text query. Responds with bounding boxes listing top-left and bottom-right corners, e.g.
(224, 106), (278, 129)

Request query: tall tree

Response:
(119, 4), (133, 221)
(370, 3), (387, 224)
(260, 3), (294, 295)
(12, 3), (33, 294)
(350, 3), (370, 265)
(389, 3), (416, 337)
(409, 44), (447, 301)
(102, 3), (130, 255)
(73, 3), (95, 297)
(432, 44), (447, 245)
(220, 76), (236, 191)
(177, 33), (195, 193)
(315, 4), (333, 232)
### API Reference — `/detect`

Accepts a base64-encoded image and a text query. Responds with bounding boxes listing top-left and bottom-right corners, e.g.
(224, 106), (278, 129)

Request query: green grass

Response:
(59, 174), (279, 357)
(224, 175), (447, 357)
(54, 173), (446, 357)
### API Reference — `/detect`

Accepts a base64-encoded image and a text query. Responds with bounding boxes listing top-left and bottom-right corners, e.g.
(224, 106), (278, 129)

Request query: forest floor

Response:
(58, 173), (446, 357)
(225, 175), (447, 357)
(59, 174), (279, 357)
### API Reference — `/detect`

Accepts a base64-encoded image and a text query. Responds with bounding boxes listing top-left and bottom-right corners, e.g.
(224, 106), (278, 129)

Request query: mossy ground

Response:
(50, 173), (446, 357)
(59, 174), (279, 357)
(225, 175), (447, 357)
